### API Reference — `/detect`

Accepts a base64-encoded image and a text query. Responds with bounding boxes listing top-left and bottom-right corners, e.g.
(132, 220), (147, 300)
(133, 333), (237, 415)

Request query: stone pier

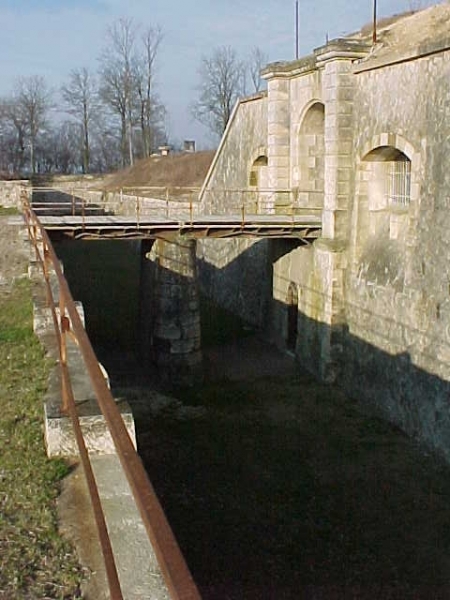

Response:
(140, 236), (203, 387)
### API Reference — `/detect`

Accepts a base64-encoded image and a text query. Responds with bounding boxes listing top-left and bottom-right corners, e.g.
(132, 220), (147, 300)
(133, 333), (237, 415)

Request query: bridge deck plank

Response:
(35, 213), (322, 241)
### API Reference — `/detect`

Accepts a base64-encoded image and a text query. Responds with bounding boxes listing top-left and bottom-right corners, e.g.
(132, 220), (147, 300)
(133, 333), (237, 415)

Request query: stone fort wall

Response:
(200, 22), (450, 460)
(198, 93), (272, 328)
(344, 47), (450, 458)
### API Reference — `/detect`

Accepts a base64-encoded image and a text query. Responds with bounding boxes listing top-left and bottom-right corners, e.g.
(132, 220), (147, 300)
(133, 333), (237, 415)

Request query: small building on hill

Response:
(199, 2), (450, 460)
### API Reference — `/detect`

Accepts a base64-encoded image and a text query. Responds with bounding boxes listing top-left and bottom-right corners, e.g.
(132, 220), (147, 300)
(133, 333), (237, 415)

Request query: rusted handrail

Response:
(31, 185), (324, 224)
(22, 195), (202, 600)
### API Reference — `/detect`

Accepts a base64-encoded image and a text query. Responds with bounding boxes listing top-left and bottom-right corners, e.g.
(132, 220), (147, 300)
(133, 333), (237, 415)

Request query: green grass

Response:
(0, 206), (19, 216)
(0, 279), (84, 599)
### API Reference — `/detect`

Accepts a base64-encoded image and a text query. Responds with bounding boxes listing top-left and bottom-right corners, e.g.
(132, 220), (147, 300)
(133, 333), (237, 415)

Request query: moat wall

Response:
(198, 12), (450, 461)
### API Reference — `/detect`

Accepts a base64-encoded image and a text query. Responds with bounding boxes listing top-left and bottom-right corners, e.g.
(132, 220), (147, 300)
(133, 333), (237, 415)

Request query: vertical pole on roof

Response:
(373, 0), (377, 44)
(295, 1), (299, 59)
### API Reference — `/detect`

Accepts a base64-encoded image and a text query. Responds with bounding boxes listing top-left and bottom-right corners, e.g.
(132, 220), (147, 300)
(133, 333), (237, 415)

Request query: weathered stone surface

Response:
(199, 93), (268, 215)
(197, 237), (271, 328)
(199, 7), (450, 461)
(0, 180), (30, 208)
(141, 236), (203, 387)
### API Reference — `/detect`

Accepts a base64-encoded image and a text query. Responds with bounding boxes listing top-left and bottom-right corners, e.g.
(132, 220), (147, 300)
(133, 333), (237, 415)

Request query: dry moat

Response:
(54, 239), (450, 600)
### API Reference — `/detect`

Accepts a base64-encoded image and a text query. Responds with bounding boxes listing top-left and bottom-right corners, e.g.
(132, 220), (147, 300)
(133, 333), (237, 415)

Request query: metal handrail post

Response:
(43, 241), (50, 281)
(59, 291), (69, 414)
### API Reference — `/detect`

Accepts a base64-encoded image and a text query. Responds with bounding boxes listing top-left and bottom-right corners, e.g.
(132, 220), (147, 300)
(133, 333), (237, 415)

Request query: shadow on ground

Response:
(112, 337), (450, 600)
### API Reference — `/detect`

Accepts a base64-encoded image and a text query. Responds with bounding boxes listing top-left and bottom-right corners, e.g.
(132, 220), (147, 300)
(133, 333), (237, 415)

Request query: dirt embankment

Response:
(101, 150), (215, 191)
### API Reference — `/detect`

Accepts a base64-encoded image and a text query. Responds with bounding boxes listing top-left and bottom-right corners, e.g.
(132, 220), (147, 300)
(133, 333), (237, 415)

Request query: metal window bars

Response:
(386, 160), (411, 207)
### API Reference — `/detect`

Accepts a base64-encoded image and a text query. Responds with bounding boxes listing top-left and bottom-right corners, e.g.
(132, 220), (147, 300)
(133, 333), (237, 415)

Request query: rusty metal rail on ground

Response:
(22, 193), (201, 600)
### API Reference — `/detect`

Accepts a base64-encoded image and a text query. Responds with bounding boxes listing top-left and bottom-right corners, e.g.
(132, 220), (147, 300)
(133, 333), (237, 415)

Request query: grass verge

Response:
(0, 206), (19, 216)
(0, 279), (84, 599)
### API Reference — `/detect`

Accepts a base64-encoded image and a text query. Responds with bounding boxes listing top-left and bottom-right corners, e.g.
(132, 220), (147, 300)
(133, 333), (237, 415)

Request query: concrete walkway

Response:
(59, 456), (170, 600)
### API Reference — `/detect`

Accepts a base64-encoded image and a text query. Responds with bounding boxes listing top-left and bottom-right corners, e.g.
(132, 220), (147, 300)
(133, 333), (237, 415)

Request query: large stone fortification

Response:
(7, 4), (450, 461)
(199, 3), (450, 461)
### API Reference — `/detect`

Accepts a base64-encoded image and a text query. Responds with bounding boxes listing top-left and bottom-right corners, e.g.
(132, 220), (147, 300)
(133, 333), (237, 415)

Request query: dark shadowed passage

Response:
(53, 239), (450, 600)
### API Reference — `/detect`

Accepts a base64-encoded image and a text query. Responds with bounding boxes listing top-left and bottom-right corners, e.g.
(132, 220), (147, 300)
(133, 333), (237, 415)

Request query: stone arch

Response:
(286, 282), (299, 352)
(360, 132), (416, 163)
(248, 151), (268, 213)
(295, 101), (325, 210)
(248, 155), (268, 187)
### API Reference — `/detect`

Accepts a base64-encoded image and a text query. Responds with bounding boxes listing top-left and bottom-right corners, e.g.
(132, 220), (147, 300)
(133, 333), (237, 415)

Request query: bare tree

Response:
(98, 17), (138, 167)
(15, 76), (52, 173)
(192, 46), (245, 137)
(0, 98), (27, 173)
(134, 25), (165, 157)
(248, 47), (268, 94)
(36, 122), (77, 174)
(89, 110), (123, 172)
(61, 68), (97, 173)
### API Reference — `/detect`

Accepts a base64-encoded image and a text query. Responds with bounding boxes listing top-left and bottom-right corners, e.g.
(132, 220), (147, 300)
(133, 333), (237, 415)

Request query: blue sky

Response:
(0, 0), (436, 146)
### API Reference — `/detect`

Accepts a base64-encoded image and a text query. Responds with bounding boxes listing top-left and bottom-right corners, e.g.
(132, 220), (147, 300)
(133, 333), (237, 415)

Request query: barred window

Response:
(385, 160), (411, 207)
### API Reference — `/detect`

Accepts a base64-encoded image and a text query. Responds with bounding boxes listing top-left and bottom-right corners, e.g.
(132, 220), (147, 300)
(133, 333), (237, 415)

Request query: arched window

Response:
(365, 146), (411, 209)
(296, 102), (325, 209)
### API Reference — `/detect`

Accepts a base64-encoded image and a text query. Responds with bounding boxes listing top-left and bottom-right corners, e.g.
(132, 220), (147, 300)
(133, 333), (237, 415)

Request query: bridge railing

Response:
(199, 187), (324, 218)
(30, 185), (324, 223)
(31, 186), (203, 221)
(22, 193), (202, 600)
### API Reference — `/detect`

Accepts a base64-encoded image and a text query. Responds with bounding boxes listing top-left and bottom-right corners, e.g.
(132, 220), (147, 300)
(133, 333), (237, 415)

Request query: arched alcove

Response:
(249, 155), (268, 187)
(248, 154), (268, 212)
(296, 102), (325, 209)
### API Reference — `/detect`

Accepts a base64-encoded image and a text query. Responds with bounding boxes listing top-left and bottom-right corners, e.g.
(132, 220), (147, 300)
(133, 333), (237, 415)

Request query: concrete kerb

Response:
(27, 239), (171, 599)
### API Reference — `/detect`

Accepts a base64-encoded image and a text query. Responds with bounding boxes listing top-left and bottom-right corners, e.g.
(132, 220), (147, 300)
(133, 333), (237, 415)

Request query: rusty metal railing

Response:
(30, 186), (202, 222)
(22, 193), (201, 600)
(30, 185), (324, 226)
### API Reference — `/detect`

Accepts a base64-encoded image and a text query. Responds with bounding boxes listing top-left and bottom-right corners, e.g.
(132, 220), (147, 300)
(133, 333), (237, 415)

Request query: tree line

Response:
(0, 16), (267, 177)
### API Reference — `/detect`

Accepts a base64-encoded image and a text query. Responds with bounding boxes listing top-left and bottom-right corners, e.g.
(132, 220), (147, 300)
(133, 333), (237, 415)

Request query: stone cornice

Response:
(315, 39), (372, 64)
(262, 39), (371, 80)
(261, 56), (317, 79)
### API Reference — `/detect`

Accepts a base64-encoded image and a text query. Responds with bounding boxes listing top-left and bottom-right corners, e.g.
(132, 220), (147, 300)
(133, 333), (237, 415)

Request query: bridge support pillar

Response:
(140, 236), (203, 387)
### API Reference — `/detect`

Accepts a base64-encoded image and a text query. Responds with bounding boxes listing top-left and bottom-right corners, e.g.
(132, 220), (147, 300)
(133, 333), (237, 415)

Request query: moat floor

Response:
(107, 337), (450, 600)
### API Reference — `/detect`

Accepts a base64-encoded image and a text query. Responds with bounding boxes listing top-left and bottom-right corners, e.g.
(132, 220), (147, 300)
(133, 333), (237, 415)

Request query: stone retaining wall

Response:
(0, 180), (31, 208)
